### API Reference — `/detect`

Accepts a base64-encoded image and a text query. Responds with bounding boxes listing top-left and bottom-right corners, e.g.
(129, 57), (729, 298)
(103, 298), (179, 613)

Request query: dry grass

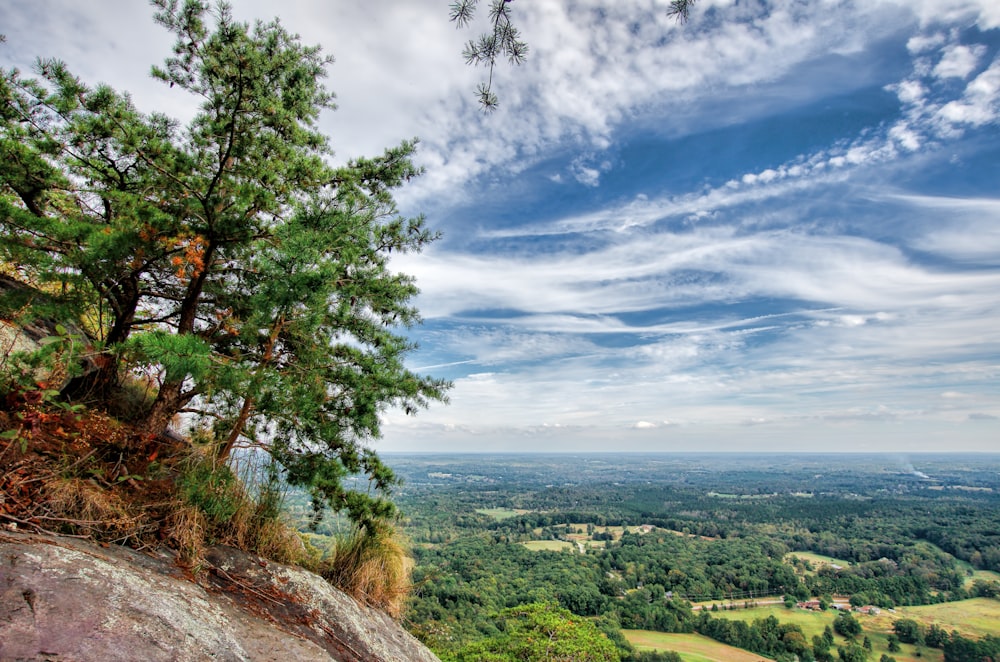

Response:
(42, 476), (147, 538)
(320, 523), (412, 617)
(172, 448), (310, 569)
(1, 397), (413, 619)
(166, 502), (208, 567)
(225, 496), (308, 567)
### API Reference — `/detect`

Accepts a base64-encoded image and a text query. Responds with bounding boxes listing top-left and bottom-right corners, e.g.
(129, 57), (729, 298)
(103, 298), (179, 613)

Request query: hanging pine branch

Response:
(450, 0), (528, 111)
(450, 0), (700, 111)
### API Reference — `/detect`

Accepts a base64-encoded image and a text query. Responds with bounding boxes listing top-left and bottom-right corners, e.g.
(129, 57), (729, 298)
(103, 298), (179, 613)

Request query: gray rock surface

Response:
(0, 531), (440, 662)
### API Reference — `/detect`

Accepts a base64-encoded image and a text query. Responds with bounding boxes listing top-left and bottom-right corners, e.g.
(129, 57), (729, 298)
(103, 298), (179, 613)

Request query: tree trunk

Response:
(217, 395), (253, 462)
(62, 276), (141, 401)
(138, 241), (217, 436)
(62, 353), (119, 402)
(139, 378), (190, 437)
(217, 312), (284, 461)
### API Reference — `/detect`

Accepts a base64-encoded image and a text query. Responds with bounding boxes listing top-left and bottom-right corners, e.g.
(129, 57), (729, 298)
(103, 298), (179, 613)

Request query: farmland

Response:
(391, 453), (1000, 661)
(623, 631), (770, 662)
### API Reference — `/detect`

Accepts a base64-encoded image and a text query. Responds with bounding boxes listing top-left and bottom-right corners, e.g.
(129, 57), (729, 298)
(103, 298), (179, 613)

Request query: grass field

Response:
(866, 598), (1000, 640)
(624, 598), (999, 662)
(699, 605), (947, 662)
(475, 507), (530, 521)
(784, 551), (852, 569)
(721, 605), (834, 640)
(963, 567), (1000, 588)
(623, 630), (772, 661)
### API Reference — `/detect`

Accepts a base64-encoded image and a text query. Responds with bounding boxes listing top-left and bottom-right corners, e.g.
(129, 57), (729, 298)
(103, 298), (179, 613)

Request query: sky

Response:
(3, 0), (999, 453)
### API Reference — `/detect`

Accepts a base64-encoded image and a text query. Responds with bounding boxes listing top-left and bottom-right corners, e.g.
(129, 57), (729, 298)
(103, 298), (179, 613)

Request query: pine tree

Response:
(1, 0), (448, 527)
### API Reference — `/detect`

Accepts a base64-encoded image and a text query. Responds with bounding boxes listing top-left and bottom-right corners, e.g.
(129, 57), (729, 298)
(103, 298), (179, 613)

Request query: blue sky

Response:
(3, 0), (999, 452)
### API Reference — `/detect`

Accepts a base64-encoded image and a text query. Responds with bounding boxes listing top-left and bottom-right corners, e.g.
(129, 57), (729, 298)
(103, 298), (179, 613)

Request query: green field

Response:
(784, 551), (852, 569)
(964, 567), (1000, 588)
(722, 605), (836, 641)
(522, 523), (659, 551)
(623, 630), (772, 662)
(715, 602), (1000, 662)
(866, 598), (1000, 640)
(627, 614), (942, 662)
(475, 507), (531, 521)
(720, 605), (948, 661)
(521, 540), (575, 552)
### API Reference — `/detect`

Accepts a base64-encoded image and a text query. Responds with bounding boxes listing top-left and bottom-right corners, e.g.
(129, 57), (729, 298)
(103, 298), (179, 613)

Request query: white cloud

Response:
(890, 194), (1000, 263)
(11, 0), (996, 208)
(572, 164), (603, 187)
(7, 1), (999, 452)
(935, 56), (1000, 129)
(934, 44), (987, 78)
(907, 32), (947, 54)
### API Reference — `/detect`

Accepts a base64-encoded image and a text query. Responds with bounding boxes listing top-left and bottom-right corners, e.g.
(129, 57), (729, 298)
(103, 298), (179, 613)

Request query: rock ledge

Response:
(0, 531), (439, 661)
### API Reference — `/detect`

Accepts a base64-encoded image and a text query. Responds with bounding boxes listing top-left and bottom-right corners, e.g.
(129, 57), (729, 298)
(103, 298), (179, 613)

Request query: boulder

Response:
(0, 530), (440, 662)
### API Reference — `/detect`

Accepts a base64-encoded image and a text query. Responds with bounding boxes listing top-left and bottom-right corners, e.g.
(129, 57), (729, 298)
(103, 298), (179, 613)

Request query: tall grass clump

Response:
(320, 522), (412, 617)
(171, 447), (306, 568)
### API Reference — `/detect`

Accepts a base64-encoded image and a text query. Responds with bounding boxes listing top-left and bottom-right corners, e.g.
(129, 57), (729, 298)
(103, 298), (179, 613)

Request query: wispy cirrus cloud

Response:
(5, 1), (999, 452)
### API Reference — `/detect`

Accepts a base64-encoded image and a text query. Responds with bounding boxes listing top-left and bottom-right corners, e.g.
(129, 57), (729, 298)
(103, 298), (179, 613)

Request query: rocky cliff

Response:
(0, 530), (440, 661)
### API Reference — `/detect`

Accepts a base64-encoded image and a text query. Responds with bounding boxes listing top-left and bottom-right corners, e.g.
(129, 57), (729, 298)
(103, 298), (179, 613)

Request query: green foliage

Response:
(447, 602), (622, 662)
(970, 578), (1000, 598)
(694, 612), (810, 660)
(837, 640), (870, 662)
(127, 330), (211, 383)
(173, 450), (308, 567)
(893, 618), (924, 645)
(925, 623), (949, 649)
(177, 455), (241, 525)
(834, 611), (862, 638)
(625, 651), (682, 662)
(942, 632), (1000, 661)
(1, 0), (448, 529)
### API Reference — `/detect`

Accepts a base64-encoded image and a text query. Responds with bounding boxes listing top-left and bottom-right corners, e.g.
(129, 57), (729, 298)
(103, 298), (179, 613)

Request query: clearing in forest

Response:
(724, 606), (939, 661)
(784, 551), (852, 571)
(623, 630), (773, 661)
(865, 598), (1000, 640)
(475, 507), (531, 521)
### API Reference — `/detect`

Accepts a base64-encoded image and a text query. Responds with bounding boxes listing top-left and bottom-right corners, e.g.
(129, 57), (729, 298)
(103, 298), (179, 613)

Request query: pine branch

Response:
(452, 1), (699, 112)
(450, 0), (526, 112)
